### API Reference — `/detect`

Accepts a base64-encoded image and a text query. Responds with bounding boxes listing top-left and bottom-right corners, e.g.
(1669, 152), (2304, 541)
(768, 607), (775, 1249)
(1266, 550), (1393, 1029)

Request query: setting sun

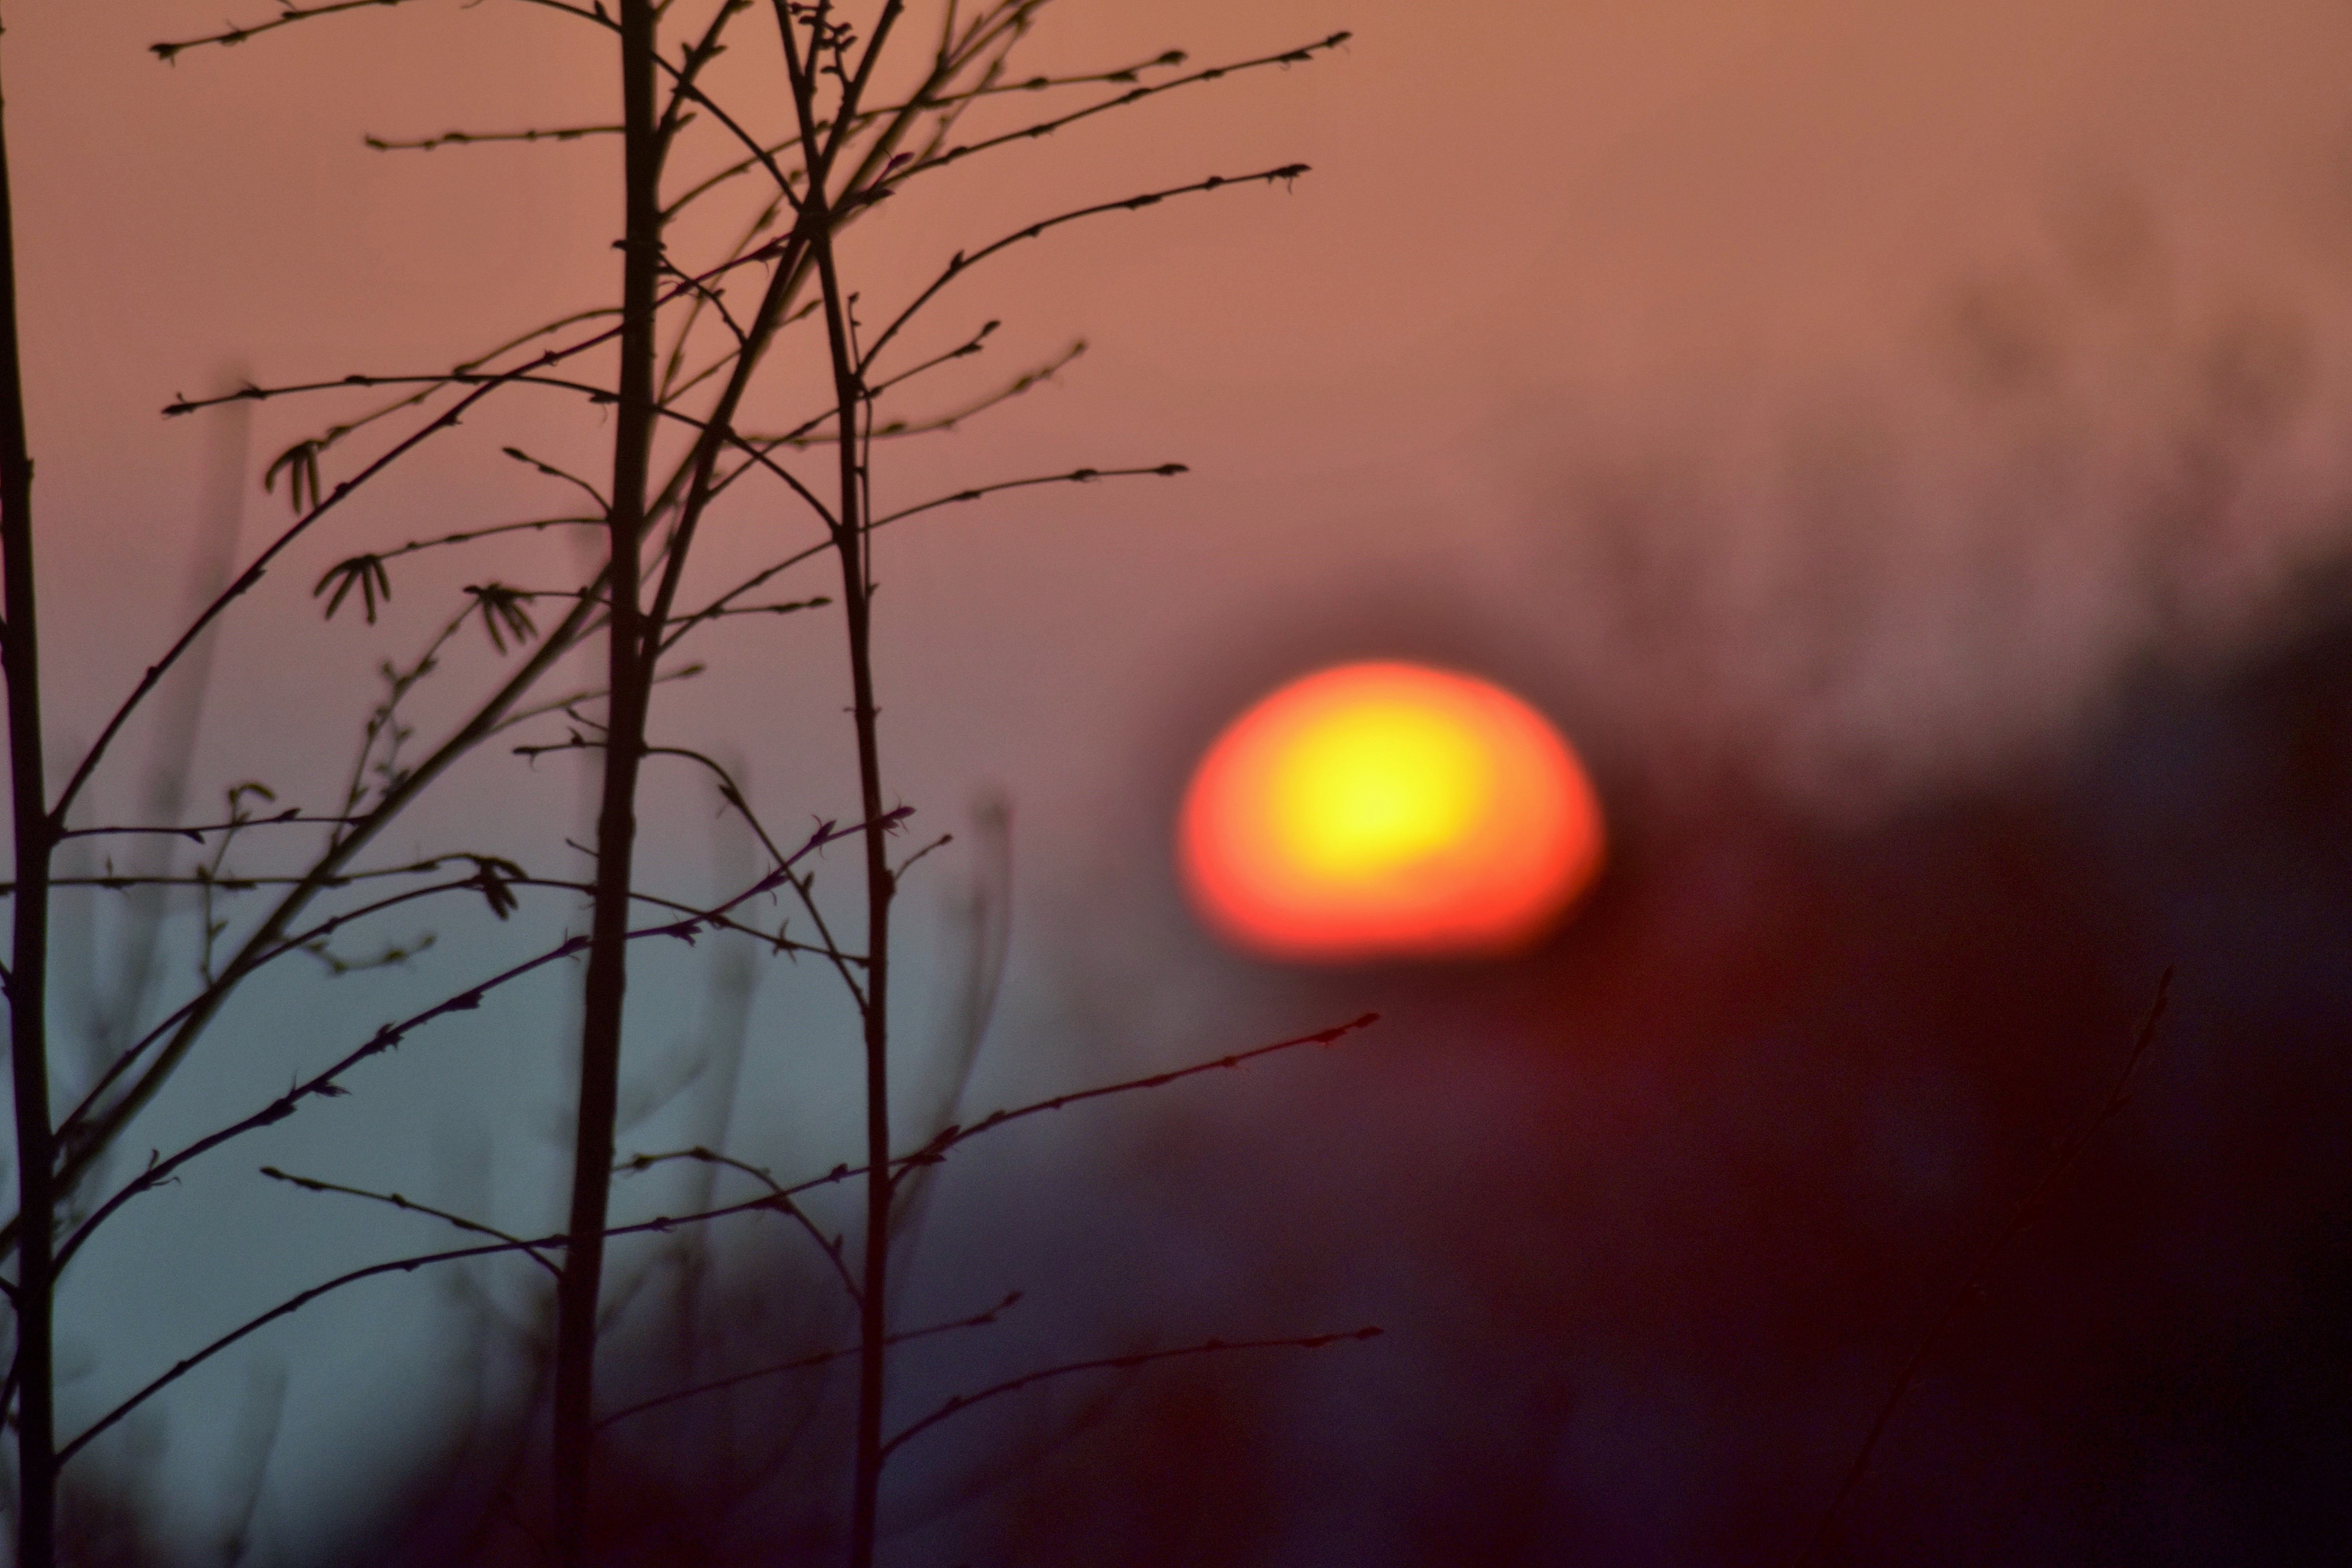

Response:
(1179, 662), (1606, 961)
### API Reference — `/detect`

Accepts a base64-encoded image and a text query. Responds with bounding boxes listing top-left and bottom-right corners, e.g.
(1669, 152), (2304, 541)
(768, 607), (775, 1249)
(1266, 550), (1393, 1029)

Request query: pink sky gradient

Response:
(9, 0), (2352, 865)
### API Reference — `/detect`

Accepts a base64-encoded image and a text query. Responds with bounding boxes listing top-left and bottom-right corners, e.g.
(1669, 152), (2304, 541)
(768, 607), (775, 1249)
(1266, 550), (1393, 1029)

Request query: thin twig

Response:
(617, 1143), (861, 1304)
(57, 811), (360, 845)
(899, 1011), (1379, 1172)
(59, 1190), (799, 1466)
(1792, 970), (2173, 1567)
(597, 1292), (1023, 1431)
(622, 1012), (1381, 1198)
(664, 461), (1184, 652)
(858, 164), (1312, 380)
(364, 125), (622, 151)
(881, 1326), (1383, 1459)
(152, 0), (424, 61)
(749, 336), (1085, 448)
(258, 1166), (561, 1276)
(891, 31), (1350, 188)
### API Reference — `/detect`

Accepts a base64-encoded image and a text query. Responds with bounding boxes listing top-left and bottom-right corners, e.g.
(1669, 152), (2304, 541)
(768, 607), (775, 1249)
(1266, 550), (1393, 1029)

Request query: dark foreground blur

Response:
(64, 595), (2352, 1568)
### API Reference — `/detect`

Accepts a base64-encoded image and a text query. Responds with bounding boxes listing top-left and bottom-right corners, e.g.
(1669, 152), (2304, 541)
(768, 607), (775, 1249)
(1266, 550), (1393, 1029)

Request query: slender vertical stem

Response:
(824, 226), (894, 1565)
(0, 20), (56, 1567)
(551, 0), (661, 1560)
(778, 14), (895, 1561)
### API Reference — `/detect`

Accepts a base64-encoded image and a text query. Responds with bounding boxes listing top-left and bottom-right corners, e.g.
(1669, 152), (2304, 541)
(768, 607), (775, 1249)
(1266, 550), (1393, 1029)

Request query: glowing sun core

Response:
(1179, 662), (1605, 961)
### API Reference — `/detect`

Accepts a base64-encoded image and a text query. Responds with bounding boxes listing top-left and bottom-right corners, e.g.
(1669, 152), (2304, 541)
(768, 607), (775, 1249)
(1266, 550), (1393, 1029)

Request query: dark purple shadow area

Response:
(124, 596), (2348, 1568)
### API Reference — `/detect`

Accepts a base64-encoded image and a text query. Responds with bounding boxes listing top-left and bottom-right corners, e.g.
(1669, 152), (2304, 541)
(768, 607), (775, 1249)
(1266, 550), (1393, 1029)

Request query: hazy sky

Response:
(11, 3), (2352, 1560)
(15, 0), (2352, 842)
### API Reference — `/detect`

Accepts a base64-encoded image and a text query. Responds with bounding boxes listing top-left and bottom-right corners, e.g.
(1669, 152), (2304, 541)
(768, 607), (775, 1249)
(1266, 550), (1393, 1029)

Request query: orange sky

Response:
(10, 0), (2352, 854)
